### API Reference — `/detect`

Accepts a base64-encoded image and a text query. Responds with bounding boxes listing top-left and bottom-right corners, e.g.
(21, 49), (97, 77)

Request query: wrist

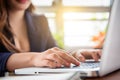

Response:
(30, 53), (41, 67)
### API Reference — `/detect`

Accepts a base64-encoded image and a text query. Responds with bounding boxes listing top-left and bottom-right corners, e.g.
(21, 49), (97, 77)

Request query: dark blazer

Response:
(0, 11), (57, 76)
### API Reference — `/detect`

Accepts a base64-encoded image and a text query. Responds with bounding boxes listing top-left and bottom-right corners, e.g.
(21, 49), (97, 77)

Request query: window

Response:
(64, 12), (109, 47)
(32, 0), (110, 48)
(31, 0), (54, 6)
(63, 0), (110, 6)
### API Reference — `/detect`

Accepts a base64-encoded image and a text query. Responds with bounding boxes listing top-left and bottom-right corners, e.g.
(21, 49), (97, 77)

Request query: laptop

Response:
(15, 0), (120, 77)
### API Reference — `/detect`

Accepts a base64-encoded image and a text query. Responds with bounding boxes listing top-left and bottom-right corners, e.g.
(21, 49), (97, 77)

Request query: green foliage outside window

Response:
(53, 33), (64, 49)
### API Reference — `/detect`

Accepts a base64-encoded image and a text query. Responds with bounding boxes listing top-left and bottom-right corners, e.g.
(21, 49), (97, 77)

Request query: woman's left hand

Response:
(72, 49), (102, 62)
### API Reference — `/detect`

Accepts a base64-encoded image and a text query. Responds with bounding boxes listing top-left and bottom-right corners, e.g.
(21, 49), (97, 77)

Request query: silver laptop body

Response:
(99, 0), (120, 77)
(15, 0), (120, 77)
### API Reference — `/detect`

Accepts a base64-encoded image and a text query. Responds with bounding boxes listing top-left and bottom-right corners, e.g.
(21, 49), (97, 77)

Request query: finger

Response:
(57, 51), (80, 66)
(76, 54), (86, 62)
(45, 47), (63, 54)
(51, 47), (62, 51)
(50, 47), (80, 65)
(91, 52), (99, 61)
(97, 49), (102, 58)
(51, 47), (68, 54)
(46, 53), (70, 67)
(93, 49), (102, 59)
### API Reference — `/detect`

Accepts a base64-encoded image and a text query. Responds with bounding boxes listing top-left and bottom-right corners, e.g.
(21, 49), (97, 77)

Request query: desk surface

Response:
(1, 70), (120, 80)
(84, 69), (120, 80)
(0, 72), (81, 80)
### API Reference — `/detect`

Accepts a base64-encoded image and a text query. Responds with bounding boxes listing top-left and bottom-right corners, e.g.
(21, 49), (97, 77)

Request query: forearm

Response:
(6, 52), (38, 71)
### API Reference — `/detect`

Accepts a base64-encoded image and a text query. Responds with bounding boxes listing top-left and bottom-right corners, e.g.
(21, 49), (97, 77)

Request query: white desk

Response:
(0, 72), (81, 80)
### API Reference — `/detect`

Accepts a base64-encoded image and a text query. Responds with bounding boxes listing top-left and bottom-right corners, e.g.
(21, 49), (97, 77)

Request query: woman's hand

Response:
(73, 49), (102, 62)
(32, 47), (80, 68)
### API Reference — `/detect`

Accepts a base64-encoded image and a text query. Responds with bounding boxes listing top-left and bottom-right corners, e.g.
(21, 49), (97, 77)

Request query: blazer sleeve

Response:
(32, 14), (58, 49)
(0, 52), (12, 76)
(40, 15), (58, 49)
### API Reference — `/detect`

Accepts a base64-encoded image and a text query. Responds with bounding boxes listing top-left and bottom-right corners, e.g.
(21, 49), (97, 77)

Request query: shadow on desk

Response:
(83, 69), (120, 80)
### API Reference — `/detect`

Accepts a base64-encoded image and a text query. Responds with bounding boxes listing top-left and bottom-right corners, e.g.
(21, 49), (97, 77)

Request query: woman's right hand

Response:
(32, 47), (80, 68)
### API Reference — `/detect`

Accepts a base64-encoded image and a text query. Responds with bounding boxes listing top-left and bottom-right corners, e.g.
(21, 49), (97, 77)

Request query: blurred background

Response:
(31, 0), (113, 49)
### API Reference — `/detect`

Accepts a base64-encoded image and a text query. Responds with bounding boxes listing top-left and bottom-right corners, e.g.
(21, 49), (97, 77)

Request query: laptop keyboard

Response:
(60, 60), (100, 70)
(65, 49), (100, 69)
(71, 61), (100, 69)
